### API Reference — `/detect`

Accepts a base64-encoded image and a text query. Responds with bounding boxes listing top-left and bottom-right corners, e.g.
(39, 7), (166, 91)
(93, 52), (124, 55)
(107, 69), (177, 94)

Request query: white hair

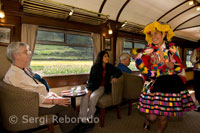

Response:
(6, 42), (29, 63)
(119, 53), (130, 62)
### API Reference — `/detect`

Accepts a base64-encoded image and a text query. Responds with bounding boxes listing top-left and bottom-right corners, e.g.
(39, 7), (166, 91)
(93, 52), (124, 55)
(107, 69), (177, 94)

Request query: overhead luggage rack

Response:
(21, 0), (109, 25)
(118, 21), (145, 35)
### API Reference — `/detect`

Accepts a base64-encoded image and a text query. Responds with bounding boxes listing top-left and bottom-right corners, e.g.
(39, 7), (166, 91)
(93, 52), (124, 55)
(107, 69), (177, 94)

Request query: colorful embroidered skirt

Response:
(138, 75), (196, 116)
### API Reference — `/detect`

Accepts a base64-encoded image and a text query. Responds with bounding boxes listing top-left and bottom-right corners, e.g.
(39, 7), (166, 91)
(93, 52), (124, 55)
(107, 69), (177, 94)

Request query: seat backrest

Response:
(111, 75), (124, 105)
(0, 47), (11, 79)
(123, 73), (144, 99)
(0, 79), (39, 131)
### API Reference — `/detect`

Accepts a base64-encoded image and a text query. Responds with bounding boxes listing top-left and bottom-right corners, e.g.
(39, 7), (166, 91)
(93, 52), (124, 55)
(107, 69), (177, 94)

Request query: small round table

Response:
(61, 89), (86, 110)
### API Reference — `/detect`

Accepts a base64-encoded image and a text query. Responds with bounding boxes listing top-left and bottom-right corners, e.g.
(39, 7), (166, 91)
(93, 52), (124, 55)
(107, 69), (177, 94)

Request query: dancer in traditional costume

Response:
(132, 21), (195, 133)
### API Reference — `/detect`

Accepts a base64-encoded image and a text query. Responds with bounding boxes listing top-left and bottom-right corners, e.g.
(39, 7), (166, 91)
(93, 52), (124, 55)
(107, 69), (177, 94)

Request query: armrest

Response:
(123, 73), (144, 99)
(111, 75), (124, 105)
(0, 80), (39, 130)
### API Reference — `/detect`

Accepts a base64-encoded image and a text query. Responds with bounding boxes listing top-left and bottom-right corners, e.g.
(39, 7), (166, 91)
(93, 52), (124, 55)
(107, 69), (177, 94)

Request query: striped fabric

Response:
(136, 42), (195, 116)
(138, 90), (196, 116)
(135, 43), (184, 79)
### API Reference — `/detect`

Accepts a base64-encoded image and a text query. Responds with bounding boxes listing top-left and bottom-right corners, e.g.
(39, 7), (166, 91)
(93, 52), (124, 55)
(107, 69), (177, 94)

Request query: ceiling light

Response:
(69, 8), (74, 16)
(108, 23), (113, 35)
(0, 1), (5, 18)
(0, 10), (5, 18)
(108, 29), (113, 35)
(197, 6), (200, 11)
(188, 0), (194, 5)
(121, 21), (128, 27)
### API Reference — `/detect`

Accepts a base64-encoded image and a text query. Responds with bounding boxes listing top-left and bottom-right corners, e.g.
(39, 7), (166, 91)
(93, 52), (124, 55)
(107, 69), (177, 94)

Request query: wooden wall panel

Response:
(22, 14), (101, 34)
(44, 74), (89, 88)
(118, 31), (145, 41)
(0, 14), (21, 42)
(2, 0), (21, 12)
(0, 0), (21, 78)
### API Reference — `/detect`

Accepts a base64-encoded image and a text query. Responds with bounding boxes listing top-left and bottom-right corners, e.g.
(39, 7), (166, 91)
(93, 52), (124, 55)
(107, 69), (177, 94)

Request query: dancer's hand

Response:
(166, 62), (174, 69)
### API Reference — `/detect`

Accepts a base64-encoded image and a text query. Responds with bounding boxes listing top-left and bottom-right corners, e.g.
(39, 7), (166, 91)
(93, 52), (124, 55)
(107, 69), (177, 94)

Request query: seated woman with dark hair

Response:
(79, 50), (122, 125)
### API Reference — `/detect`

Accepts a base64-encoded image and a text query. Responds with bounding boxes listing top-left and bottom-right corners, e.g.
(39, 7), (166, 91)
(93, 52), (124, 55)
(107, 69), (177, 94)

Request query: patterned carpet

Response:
(33, 103), (200, 133)
(89, 103), (200, 133)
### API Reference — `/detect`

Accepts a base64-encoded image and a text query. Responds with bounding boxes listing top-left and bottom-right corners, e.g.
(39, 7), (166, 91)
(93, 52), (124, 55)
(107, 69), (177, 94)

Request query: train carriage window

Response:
(37, 30), (64, 42)
(123, 39), (146, 71)
(30, 28), (94, 76)
(186, 49), (193, 68)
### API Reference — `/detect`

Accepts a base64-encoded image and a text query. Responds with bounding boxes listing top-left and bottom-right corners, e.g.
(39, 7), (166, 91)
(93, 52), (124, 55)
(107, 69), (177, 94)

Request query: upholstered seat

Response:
(97, 94), (113, 108)
(97, 75), (124, 127)
(122, 72), (144, 115)
(0, 79), (54, 133)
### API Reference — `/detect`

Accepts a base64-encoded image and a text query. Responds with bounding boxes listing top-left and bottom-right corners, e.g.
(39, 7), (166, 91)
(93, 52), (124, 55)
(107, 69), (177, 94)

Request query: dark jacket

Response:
(86, 63), (122, 93)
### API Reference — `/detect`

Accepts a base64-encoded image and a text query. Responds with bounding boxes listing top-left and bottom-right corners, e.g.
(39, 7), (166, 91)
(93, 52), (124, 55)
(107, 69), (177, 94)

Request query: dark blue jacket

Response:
(117, 63), (132, 73)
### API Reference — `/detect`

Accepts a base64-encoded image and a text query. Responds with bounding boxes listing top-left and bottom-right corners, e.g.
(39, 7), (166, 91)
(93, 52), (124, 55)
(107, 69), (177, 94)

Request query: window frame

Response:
(123, 38), (146, 72)
(124, 38), (146, 49)
(32, 27), (94, 76)
(36, 27), (93, 48)
(185, 48), (193, 69)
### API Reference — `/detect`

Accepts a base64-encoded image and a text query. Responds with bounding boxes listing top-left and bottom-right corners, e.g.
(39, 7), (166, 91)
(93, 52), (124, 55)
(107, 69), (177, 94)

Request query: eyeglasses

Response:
(16, 50), (32, 55)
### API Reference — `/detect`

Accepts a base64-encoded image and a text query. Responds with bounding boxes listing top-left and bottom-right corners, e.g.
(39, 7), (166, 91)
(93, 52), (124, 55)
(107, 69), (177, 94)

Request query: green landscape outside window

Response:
(30, 28), (94, 76)
(123, 40), (146, 71)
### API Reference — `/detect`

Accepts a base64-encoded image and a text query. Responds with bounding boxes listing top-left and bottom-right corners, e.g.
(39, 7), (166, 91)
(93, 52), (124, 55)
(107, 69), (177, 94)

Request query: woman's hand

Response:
(87, 90), (92, 99)
(166, 62), (174, 69)
(54, 98), (71, 107)
(111, 78), (118, 83)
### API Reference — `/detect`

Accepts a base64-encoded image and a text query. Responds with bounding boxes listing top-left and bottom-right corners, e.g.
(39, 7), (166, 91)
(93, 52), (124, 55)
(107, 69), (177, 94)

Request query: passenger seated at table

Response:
(79, 50), (122, 125)
(3, 41), (92, 133)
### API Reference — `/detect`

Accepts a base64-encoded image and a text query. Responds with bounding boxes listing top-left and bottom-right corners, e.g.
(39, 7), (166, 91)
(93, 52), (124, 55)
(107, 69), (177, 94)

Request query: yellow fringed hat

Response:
(143, 21), (175, 44)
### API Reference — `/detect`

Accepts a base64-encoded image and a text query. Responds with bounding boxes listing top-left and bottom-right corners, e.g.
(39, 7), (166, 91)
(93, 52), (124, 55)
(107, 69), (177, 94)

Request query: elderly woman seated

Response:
(3, 42), (93, 133)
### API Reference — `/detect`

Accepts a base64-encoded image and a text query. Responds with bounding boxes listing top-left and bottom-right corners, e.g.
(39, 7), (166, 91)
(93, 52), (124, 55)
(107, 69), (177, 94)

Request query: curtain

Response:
(116, 37), (125, 66)
(21, 24), (38, 53)
(91, 33), (101, 61)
